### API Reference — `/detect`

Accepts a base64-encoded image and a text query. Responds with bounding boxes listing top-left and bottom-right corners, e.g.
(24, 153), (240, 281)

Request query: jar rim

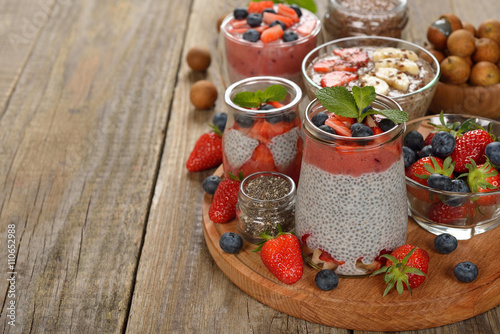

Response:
(239, 171), (296, 204)
(330, 0), (408, 15)
(303, 96), (406, 146)
(224, 76), (302, 115)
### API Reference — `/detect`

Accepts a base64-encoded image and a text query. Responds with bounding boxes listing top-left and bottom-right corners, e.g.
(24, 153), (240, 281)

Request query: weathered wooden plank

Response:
(0, 0), (56, 114)
(0, 0), (191, 332)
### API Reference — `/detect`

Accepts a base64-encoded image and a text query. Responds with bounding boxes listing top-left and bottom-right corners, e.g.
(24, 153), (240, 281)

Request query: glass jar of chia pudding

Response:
(218, 5), (321, 89)
(324, 0), (408, 40)
(236, 171), (296, 244)
(223, 76), (303, 185)
(295, 95), (408, 276)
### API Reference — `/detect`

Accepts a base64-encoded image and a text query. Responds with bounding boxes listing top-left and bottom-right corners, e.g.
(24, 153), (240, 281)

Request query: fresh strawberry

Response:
(248, 0), (274, 13)
(405, 156), (454, 202)
(231, 19), (249, 28)
(336, 114), (356, 126)
(240, 143), (278, 176)
(428, 201), (476, 225)
(267, 101), (285, 108)
(451, 129), (494, 173)
(254, 225), (303, 284)
(208, 174), (241, 223)
(333, 47), (361, 57)
(464, 158), (500, 205)
(262, 12), (295, 28)
(313, 60), (357, 73)
(260, 24), (284, 43)
(277, 3), (300, 23)
(371, 244), (429, 296)
(333, 48), (369, 66)
(320, 71), (358, 88)
(186, 128), (223, 172)
(324, 114), (352, 136)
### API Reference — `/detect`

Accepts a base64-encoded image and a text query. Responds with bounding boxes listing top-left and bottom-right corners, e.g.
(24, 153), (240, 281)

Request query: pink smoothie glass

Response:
(295, 95), (408, 276)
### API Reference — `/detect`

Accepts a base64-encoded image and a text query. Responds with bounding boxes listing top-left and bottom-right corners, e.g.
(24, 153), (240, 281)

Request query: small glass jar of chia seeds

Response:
(236, 171), (296, 244)
(324, 0), (408, 41)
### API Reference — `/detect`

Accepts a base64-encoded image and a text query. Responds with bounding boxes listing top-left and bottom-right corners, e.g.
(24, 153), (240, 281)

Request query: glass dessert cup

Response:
(323, 0), (408, 40)
(406, 114), (500, 240)
(301, 36), (441, 120)
(236, 171), (296, 244)
(295, 95), (408, 277)
(223, 76), (303, 184)
(218, 7), (321, 89)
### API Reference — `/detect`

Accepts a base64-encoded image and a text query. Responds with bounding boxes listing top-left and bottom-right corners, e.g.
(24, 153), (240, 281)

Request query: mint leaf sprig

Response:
(232, 84), (287, 108)
(315, 85), (408, 124)
(251, 0), (317, 13)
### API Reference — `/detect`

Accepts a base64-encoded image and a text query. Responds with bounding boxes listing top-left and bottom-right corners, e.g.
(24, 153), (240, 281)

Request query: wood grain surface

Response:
(0, 0), (499, 333)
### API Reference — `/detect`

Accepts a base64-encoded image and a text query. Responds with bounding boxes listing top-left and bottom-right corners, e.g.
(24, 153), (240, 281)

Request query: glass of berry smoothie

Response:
(218, 2), (321, 88)
(295, 86), (408, 276)
(223, 76), (303, 185)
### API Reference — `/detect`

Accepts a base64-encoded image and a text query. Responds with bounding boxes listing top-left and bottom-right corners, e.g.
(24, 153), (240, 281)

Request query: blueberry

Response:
(403, 146), (417, 168)
(427, 173), (453, 191)
(311, 112), (329, 127)
(262, 8), (276, 14)
(485, 141), (500, 166)
(233, 7), (248, 20)
(445, 178), (470, 207)
(283, 111), (297, 123)
(202, 175), (222, 195)
(431, 131), (456, 158)
(266, 115), (283, 124)
(283, 31), (298, 42)
(219, 232), (243, 254)
(418, 145), (434, 158)
(242, 29), (260, 42)
(212, 112), (227, 132)
(351, 123), (374, 137)
(246, 13), (262, 27)
(404, 130), (424, 152)
(362, 106), (374, 114)
(319, 124), (336, 134)
(290, 4), (302, 17)
(378, 118), (395, 132)
(270, 20), (286, 31)
(258, 104), (275, 110)
(234, 114), (254, 128)
(454, 261), (478, 283)
(315, 269), (339, 291)
(434, 233), (458, 254)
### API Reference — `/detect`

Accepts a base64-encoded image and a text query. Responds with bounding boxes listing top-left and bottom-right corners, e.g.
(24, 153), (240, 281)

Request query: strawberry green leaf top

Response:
(233, 84), (287, 108)
(315, 85), (408, 124)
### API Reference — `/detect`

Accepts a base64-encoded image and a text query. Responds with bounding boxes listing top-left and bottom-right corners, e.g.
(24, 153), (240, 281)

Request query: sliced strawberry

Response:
(319, 249), (345, 266)
(248, 119), (294, 143)
(335, 115), (356, 126)
(312, 60), (338, 73)
(267, 101), (285, 108)
(320, 71), (358, 88)
(333, 60), (359, 72)
(371, 126), (384, 135)
(260, 24), (284, 43)
(240, 143), (278, 176)
(262, 12), (295, 28)
(333, 48), (361, 57)
(277, 4), (300, 23)
(231, 19), (249, 28)
(248, 0), (274, 13)
(228, 27), (250, 34)
(325, 115), (352, 136)
(254, 24), (269, 33)
(296, 19), (317, 36)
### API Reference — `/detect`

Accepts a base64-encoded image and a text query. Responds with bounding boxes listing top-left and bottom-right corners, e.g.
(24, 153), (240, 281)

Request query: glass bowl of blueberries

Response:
(404, 113), (500, 240)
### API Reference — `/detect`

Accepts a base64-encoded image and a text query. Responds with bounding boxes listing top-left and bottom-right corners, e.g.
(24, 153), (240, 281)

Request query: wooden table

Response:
(1, 0), (499, 333)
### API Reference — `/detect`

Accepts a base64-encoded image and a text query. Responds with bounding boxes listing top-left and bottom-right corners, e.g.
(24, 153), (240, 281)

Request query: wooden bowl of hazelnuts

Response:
(425, 14), (500, 119)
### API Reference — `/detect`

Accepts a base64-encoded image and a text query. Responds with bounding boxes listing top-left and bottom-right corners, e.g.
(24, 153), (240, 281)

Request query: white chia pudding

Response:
(296, 158), (408, 276)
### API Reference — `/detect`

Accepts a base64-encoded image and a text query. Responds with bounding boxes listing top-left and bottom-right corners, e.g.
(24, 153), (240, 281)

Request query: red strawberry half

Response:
(464, 158), (500, 206)
(320, 71), (358, 88)
(371, 244), (429, 296)
(451, 129), (494, 173)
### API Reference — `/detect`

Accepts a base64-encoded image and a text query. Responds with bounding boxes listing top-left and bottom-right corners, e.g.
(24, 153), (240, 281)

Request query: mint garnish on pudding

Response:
(232, 84), (288, 108)
(315, 85), (408, 126)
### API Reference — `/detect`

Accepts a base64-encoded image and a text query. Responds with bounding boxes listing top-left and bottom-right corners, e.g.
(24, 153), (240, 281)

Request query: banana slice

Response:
(360, 74), (390, 95)
(375, 68), (410, 92)
(375, 58), (420, 76)
(372, 47), (419, 62)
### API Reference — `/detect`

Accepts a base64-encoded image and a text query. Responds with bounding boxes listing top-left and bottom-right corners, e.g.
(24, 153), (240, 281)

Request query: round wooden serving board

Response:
(202, 167), (500, 332)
